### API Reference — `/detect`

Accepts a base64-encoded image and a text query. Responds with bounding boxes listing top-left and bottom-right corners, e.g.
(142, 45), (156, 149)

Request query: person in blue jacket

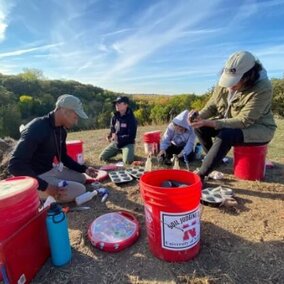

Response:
(158, 110), (196, 165)
(99, 96), (137, 164)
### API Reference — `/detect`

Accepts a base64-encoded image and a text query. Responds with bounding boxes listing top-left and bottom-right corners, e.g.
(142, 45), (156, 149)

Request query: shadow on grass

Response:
(34, 221), (284, 284)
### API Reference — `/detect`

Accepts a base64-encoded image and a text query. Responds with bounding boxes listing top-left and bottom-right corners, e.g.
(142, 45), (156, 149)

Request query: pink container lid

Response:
(0, 176), (40, 241)
(0, 176), (38, 208)
(66, 140), (83, 145)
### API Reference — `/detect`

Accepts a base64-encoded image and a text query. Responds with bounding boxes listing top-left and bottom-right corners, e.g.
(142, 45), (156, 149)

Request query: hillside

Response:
(32, 120), (284, 283)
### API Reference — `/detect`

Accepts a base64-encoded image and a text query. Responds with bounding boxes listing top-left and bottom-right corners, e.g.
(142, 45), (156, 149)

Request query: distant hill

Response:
(1, 69), (283, 139)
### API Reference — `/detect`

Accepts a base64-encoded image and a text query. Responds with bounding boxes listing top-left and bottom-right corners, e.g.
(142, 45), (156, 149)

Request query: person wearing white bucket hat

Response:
(8, 94), (98, 203)
(188, 51), (276, 182)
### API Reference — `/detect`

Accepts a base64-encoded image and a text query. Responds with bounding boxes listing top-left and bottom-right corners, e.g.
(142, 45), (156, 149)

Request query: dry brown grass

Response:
(34, 120), (284, 284)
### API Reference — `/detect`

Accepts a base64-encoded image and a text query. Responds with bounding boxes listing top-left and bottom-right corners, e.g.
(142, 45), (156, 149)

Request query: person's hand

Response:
(177, 152), (183, 158)
(188, 110), (200, 124)
(106, 134), (111, 142)
(86, 167), (99, 178)
(158, 150), (166, 157)
(45, 184), (68, 200)
(190, 119), (217, 129)
(111, 133), (117, 142)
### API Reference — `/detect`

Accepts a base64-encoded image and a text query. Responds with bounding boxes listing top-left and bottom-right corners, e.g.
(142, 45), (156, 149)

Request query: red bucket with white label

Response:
(139, 169), (201, 262)
(143, 131), (161, 155)
(66, 140), (84, 164)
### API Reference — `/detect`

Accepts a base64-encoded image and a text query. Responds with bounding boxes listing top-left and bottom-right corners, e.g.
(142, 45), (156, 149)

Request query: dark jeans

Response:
(194, 127), (268, 178)
(164, 143), (195, 162)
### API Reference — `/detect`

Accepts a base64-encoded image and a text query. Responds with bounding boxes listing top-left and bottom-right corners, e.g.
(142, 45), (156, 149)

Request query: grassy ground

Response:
(34, 119), (284, 284)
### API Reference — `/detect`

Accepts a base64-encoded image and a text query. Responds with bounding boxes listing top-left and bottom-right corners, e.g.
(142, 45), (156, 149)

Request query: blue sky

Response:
(0, 0), (284, 95)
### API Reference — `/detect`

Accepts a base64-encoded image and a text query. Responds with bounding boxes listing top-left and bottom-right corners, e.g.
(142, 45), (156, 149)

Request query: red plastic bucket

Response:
(0, 208), (50, 284)
(234, 145), (267, 181)
(66, 140), (84, 164)
(139, 169), (202, 262)
(0, 176), (40, 242)
(143, 131), (161, 155)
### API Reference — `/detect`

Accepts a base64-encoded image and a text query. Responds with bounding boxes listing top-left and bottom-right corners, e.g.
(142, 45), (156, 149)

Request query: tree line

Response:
(0, 69), (283, 139)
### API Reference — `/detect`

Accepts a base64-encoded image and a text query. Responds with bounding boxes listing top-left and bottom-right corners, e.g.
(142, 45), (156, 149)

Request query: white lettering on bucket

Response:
(161, 206), (200, 251)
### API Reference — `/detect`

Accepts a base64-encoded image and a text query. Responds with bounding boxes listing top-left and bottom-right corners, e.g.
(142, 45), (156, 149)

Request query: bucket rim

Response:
(140, 169), (201, 190)
(144, 130), (161, 134)
(66, 140), (83, 144)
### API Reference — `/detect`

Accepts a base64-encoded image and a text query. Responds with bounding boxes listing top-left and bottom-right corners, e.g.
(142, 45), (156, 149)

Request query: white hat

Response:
(219, 51), (256, 88)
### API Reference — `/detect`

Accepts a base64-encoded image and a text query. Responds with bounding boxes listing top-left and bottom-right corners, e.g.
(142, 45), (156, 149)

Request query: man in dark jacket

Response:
(8, 94), (98, 203)
(99, 96), (137, 164)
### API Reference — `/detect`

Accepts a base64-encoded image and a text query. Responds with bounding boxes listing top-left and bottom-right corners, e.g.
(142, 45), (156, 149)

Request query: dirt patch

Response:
(2, 126), (283, 284)
(32, 125), (284, 284)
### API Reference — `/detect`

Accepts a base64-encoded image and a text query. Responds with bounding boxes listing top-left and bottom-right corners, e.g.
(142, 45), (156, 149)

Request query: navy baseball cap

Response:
(113, 96), (130, 104)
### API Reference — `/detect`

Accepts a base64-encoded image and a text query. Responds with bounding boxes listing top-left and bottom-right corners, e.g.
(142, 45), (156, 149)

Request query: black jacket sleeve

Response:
(8, 123), (49, 190)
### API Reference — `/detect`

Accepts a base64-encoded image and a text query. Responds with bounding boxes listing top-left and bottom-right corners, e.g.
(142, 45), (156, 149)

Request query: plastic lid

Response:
(88, 211), (140, 252)
(66, 140), (82, 144)
(144, 131), (161, 135)
(0, 176), (38, 201)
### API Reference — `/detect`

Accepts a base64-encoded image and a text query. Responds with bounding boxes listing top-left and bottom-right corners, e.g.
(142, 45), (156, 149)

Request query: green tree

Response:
(0, 104), (22, 138)
(272, 78), (284, 117)
(19, 68), (45, 80)
(0, 86), (14, 105)
(19, 95), (34, 119)
(133, 103), (151, 125)
(150, 105), (168, 124)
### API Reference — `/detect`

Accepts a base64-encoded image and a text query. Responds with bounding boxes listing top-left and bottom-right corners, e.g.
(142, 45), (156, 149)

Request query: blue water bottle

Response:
(195, 143), (203, 160)
(46, 203), (72, 266)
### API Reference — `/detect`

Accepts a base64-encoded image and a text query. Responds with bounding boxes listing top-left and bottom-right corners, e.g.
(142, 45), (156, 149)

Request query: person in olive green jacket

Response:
(189, 50), (277, 181)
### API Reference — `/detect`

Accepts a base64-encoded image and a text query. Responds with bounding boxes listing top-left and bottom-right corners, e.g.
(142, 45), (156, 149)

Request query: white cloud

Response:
(1, 0), (283, 94)
(0, 1), (15, 41)
(97, 1), (224, 82)
(0, 43), (64, 59)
